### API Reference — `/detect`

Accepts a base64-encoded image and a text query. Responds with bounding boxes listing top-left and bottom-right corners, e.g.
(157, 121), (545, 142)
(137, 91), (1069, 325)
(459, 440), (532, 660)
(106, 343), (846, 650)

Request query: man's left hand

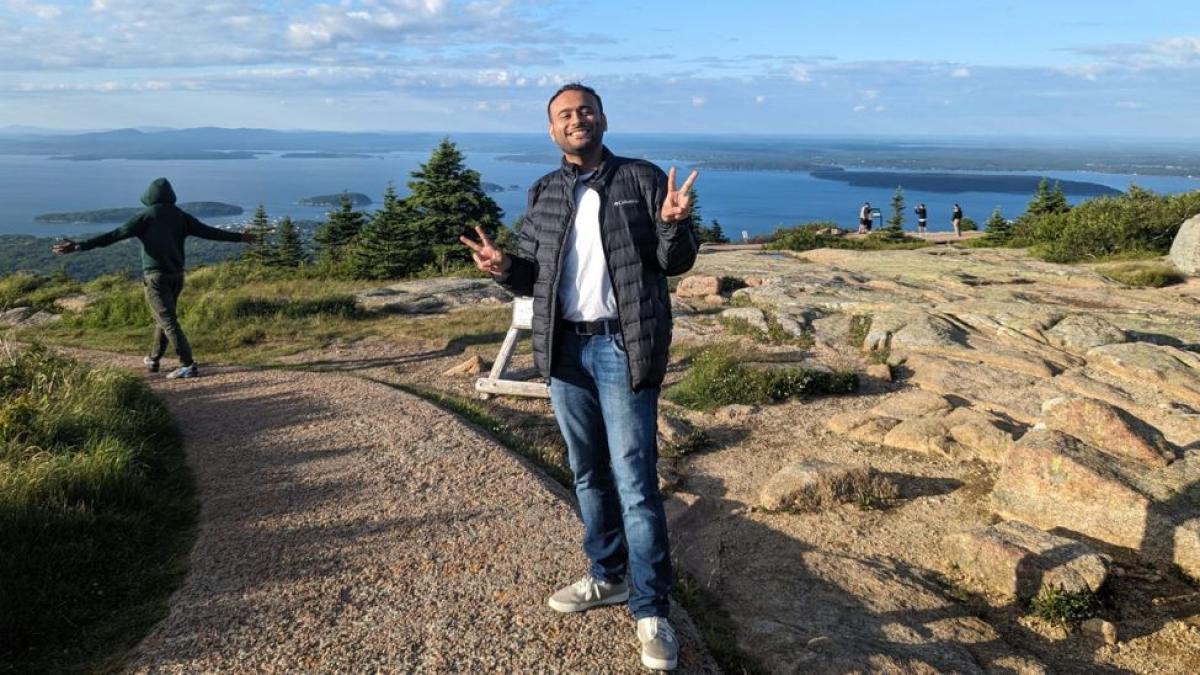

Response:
(660, 167), (699, 223)
(52, 239), (79, 254)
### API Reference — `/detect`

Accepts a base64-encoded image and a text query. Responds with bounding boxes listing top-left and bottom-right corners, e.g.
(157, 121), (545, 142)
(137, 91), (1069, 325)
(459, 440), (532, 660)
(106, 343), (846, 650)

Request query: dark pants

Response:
(143, 272), (193, 366)
(549, 331), (672, 619)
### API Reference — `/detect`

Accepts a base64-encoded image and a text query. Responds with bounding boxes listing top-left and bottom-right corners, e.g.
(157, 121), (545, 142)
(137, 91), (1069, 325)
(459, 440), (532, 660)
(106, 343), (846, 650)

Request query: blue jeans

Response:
(550, 330), (672, 619)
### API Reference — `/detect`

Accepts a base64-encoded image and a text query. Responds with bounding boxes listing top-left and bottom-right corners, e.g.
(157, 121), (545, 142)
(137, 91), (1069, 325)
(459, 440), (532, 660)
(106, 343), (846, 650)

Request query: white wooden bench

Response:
(475, 297), (550, 399)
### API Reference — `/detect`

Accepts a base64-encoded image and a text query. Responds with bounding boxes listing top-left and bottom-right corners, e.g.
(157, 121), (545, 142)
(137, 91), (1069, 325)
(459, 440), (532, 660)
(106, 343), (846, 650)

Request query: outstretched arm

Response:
(186, 213), (252, 243)
(55, 214), (147, 254)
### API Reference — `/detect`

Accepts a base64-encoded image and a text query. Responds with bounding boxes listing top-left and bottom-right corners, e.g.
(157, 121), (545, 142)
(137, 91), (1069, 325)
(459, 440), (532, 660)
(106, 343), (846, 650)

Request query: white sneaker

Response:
(547, 574), (629, 613)
(637, 617), (678, 671)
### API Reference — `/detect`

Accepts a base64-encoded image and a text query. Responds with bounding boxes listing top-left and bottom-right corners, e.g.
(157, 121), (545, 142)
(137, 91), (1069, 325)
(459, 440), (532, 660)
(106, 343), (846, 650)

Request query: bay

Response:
(1, 149), (1197, 240)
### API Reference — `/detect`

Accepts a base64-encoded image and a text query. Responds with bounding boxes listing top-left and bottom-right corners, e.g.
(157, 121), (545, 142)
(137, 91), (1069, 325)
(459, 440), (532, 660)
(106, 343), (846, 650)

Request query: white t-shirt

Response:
(558, 172), (619, 321)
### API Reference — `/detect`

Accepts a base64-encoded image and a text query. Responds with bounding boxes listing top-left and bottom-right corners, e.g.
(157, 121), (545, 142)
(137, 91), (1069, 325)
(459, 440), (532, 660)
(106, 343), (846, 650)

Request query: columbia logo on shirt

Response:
(613, 199), (639, 207)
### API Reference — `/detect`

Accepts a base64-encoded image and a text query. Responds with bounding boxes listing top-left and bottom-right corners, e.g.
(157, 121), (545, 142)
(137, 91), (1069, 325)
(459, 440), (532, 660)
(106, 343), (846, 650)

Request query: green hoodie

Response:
(78, 177), (244, 275)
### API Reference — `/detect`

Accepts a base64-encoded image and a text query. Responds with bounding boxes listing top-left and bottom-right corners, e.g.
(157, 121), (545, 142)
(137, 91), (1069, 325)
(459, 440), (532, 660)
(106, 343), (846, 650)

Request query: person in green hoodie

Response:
(52, 177), (255, 379)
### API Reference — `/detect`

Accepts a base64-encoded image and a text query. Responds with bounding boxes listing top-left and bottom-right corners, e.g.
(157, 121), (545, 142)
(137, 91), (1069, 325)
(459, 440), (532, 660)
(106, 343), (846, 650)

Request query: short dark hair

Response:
(547, 83), (603, 118)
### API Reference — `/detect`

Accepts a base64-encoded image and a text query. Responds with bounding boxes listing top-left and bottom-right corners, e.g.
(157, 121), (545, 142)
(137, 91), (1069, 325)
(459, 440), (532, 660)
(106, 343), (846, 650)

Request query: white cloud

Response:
(874, 105), (886, 112)
(790, 66), (811, 83)
(754, 95), (766, 104)
(951, 67), (970, 78)
(691, 95), (707, 107)
(861, 89), (879, 100)
(1116, 100), (1146, 109)
(3, 0), (62, 19)
(853, 105), (866, 112)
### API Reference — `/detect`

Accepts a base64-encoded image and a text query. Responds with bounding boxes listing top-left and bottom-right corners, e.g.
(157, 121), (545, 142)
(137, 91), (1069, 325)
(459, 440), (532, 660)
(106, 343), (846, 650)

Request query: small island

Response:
(36, 202), (244, 224)
(281, 153), (377, 159)
(481, 182), (520, 193)
(298, 193), (373, 207)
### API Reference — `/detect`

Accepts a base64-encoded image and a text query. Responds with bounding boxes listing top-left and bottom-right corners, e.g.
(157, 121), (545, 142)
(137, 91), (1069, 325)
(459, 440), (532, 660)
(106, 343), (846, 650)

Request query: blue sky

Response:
(1, 0), (1197, 137)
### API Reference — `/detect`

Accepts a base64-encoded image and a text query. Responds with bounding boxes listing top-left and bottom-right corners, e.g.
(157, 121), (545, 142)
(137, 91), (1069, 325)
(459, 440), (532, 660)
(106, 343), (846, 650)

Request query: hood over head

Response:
(141, 178), (177, 206)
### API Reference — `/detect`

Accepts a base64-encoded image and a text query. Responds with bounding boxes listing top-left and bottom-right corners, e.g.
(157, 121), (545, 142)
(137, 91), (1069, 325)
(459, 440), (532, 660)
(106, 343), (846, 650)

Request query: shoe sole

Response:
(641, 652), (678, 671)
(546, 589), (629, 613)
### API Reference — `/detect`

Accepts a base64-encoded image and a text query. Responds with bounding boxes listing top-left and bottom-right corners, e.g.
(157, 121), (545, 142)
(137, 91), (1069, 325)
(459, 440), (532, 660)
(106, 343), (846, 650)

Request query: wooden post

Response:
(475, 297), (550, 399)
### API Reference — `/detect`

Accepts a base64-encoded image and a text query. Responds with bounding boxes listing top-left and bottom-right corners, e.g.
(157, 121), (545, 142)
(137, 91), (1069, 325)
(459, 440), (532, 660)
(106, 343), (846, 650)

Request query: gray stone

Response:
(356, 277), (512, 313)
(1044, 315), (1128, 353)
(720, 307), (770, 334)
(870, 389), (954, 420)
(1041, 396), (1174, 467)
(676, 275), (721, 298)
(1169, 212), (1200, 275)
(1082, 618), (1119, 645)
(943, 521), (1109, 601)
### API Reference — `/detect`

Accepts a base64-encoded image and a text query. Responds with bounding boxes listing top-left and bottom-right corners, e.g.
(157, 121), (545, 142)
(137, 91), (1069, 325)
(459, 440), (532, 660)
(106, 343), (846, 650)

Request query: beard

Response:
(554, 126), (604, 157)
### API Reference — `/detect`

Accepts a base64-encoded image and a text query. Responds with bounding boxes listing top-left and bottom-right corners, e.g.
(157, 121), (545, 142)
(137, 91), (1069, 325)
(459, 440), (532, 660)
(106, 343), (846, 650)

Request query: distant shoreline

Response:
(35, 202), (244, 224)
(809, 169), (1122, 196)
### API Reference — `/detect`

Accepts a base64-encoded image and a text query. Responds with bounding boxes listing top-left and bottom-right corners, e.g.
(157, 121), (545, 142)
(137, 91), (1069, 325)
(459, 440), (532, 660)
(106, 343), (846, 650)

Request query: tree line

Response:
(244, 138), (730, 280)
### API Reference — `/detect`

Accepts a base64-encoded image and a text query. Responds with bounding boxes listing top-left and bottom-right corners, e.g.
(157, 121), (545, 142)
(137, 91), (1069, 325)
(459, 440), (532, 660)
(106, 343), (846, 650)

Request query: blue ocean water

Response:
(1, 150), (1197, 239)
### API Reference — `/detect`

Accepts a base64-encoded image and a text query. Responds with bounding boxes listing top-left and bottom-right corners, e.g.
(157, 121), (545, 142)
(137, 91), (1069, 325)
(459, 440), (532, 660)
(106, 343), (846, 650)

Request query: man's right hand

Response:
(460, 226), (509, 276)
(52, 239), (79, 254)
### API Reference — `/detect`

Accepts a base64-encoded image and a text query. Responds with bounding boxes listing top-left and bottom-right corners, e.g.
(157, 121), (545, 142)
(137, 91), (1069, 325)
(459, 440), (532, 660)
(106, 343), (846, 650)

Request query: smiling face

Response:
(548, 88), (606, 164)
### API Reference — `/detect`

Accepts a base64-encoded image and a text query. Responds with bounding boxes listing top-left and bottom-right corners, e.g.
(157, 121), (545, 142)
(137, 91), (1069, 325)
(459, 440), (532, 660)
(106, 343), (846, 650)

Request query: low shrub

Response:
(781, 467), (899, 513)
(764, 222), (930, 253)
(1029, 586), (1100, 628)
(664, 344), (858, 410)
(1013, 187), (1200, 263)
(1097, 261), (1185, 288)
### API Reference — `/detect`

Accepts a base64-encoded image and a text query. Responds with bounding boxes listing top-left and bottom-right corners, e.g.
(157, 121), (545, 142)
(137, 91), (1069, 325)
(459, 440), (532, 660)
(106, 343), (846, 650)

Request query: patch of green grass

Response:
(1029, 586), (1099, 628)
(0, 271), (81, 311)
(1097, 261), (1186, 288)
(664, 344), (858, 410)
(674, 571), (768, 675)
(719, 315), (769, 342)
(0, 344), (195, 672)
(778, 467), (899, 513)
(848, 314), (873, 349)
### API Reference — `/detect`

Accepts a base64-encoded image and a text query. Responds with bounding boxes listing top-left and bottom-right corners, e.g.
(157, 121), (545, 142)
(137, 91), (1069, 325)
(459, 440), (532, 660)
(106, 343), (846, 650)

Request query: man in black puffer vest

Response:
(462, 83), (697, 671)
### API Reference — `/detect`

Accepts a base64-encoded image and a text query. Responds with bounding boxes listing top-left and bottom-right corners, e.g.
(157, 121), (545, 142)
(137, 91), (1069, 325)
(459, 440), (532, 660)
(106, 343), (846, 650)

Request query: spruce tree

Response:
(314, 193), (367, 265)
(708, 219), (730, 244)
(351, 185), (421, 280)
(1046, 182), (1070, 214)
(241, 204), (274, 266)
(406, 138), (503, 273)
(273, 216), (306, 268)
(887, 185), (906, 231)
(985, 207), (1012, 242)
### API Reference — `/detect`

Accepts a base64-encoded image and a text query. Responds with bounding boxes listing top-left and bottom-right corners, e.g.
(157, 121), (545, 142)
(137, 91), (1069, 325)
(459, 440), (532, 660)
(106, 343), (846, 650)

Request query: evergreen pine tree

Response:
(984, 207), (1012, 242)
(350, 185), (421, 280)
(406, 138), (503, 273)
(708, 219), (730, 244)
(1046, 182), (1070, 214)
(314, 193), (367, 266)
(272, 216), (306, 268)
(887, 185), (906, 231)
(241, 204), (274, 266)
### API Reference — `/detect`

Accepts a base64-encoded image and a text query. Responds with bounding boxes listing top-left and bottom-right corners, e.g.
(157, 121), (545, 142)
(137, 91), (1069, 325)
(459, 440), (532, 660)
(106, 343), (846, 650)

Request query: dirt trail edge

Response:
(94, 358), (715, 673)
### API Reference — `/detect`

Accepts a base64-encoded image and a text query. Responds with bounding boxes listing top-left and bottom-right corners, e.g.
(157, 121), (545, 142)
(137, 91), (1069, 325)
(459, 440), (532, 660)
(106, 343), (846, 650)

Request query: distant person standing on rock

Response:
(460, 83), (697, 672)
(858, 201), (873, 234)
(52, 177), (255, 379)
(951, 203), (964, 237)
(914, 202), (928, 235)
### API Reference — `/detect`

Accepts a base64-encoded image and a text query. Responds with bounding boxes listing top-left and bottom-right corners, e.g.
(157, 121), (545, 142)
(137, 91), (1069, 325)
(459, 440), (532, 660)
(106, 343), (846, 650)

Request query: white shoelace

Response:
(574, 575), (605, 601)
(638, 617), (676, 644)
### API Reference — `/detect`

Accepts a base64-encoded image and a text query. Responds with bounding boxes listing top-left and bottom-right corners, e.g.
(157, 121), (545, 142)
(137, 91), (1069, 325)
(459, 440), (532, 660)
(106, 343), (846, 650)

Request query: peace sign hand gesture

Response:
(660, 167), (699, 223)
(459, 226), (510, 276)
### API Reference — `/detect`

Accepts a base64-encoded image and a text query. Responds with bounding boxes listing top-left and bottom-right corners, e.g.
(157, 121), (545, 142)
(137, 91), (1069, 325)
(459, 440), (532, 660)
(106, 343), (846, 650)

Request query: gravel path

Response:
(75, 355), (715, 673)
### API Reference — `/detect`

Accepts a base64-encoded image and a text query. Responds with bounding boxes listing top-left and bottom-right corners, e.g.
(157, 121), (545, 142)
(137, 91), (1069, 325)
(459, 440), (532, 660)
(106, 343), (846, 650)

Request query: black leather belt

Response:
(560, 318), (621, 335)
